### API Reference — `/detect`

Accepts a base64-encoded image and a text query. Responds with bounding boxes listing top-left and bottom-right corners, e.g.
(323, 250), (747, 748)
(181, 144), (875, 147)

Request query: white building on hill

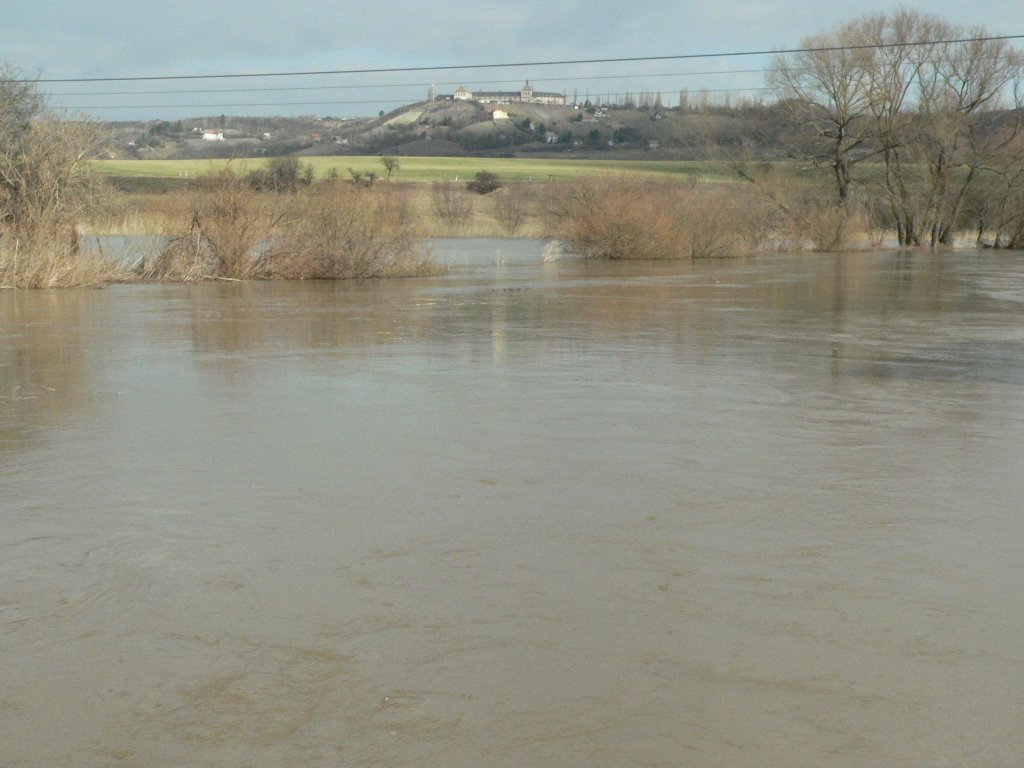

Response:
(453, 81), (565, 106)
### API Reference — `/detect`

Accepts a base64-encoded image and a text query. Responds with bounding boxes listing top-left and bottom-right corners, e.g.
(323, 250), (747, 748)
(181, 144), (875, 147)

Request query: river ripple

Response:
(2, 242), (1024, 767)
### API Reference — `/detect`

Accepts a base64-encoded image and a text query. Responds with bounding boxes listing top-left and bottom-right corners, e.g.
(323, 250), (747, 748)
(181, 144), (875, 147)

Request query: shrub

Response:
(431, 182), (475, 231)
(780, 188), (869, 251)
(145, 176), (433, 281)
(347, 168), (377, 188)
(492, 185), (530, 236)
(1, 68), (121, 287)
(545, 178), (762, 260)
(141, 170), (289, 281)
(466, 171), (502, 195)
(245, 157), (314, 192)
(801, 203), (865, 251)
(272, 184), (433, 279)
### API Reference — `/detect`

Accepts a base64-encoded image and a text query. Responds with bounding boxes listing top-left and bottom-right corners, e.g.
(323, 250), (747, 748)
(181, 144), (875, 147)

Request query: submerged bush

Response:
(141, 170), (288, 281)
(776, 184), (871, 251)
(143, 174), (433, 281)
(545, 178), (763, 260)
(272, 183), (434, 279)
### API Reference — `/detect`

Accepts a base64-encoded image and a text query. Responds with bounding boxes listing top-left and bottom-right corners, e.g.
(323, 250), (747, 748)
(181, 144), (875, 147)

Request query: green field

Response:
(91, 156), (741, 184)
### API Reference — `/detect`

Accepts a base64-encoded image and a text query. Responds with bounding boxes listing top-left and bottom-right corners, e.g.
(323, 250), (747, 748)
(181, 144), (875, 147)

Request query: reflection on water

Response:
(3, 245), (1024, 767)
(0, 291), (110, 459)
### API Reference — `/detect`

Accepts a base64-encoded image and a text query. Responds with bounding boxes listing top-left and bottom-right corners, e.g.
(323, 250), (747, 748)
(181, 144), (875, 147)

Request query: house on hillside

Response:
(452, 81), (565, 106)
(202, 130), (224, 141)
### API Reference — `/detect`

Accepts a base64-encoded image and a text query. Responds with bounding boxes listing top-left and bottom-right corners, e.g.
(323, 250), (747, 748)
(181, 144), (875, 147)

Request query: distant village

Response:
(112, 77), (783, 162)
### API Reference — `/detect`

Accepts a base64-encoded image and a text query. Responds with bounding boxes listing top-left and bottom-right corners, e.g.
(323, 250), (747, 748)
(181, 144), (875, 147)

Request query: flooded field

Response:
(2, 240), (1024, 767)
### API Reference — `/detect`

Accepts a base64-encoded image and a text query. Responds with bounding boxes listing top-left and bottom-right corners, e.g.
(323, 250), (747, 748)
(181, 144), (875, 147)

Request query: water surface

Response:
(3, 242), (1024, 767)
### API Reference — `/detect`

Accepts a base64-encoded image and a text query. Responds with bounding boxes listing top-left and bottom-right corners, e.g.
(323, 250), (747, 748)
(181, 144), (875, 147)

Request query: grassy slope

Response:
(92, 156), (742, 184)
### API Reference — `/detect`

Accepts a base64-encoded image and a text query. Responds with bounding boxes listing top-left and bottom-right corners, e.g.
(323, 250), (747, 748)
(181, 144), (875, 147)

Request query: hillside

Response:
(106, 98), (797, 161)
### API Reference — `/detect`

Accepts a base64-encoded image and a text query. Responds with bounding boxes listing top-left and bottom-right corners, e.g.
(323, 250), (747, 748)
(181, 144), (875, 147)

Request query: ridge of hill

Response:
(106, 98), (795, 161)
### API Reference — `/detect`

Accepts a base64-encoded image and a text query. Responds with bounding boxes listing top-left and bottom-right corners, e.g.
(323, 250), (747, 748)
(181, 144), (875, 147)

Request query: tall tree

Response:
(915, 32), (1023, 245)
(769, 25), (875, 203)
(771, 12), (1024, 246)
(380, 156), (400, 182)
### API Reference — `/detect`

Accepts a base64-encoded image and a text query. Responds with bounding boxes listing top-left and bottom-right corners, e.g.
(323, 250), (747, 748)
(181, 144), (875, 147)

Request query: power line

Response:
(43, 52), (1020, 113)
(44, 68), (778, 98)
(66, 86), (777, 112)
(44, 51), (1017, 100)
(10, 33), (1024, 84)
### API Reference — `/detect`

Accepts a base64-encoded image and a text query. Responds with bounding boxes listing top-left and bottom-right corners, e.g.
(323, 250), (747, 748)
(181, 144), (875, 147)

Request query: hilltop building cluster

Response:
(451, 81), (565, 106)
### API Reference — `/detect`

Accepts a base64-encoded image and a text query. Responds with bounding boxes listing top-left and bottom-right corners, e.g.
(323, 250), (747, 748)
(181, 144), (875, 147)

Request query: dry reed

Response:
(0, 234), (129, 288)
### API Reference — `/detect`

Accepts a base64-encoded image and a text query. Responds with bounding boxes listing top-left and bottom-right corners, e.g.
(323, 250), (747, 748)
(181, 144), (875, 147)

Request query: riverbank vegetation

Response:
(0, 66), (129, 288)
(137, 169), (435, 281)
(543, 178), (767, 259)
(4, 10), (1024, 288)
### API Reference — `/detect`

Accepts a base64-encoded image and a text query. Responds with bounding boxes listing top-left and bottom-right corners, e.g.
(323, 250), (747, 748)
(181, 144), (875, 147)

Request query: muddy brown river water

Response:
(2, 241), (1024, 767)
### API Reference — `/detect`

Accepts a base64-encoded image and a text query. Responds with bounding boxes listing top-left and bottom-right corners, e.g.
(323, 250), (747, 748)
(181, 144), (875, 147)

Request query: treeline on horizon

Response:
(2, 9), (1024, 287)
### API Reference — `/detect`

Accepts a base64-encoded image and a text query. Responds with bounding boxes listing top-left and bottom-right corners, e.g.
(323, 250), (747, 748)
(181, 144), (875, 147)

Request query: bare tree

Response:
(769, 25), (875, 203)
(492, 185), (530, 235)
(379, 156), (400, 182)
(864, 16), (1024, 246)
(430, 182), (474, 231)
(1, 65), (48, 236)
(914, 33), (1024, 245)
(1, 65), (107, 265)
(972, 128), (1024, 247)
(857, 10), (938, 245)
(771, 13), (1024, 247)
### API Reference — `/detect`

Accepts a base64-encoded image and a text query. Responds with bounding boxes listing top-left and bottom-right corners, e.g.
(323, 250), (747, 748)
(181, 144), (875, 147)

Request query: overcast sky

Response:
(3, 0), (1020, 120)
